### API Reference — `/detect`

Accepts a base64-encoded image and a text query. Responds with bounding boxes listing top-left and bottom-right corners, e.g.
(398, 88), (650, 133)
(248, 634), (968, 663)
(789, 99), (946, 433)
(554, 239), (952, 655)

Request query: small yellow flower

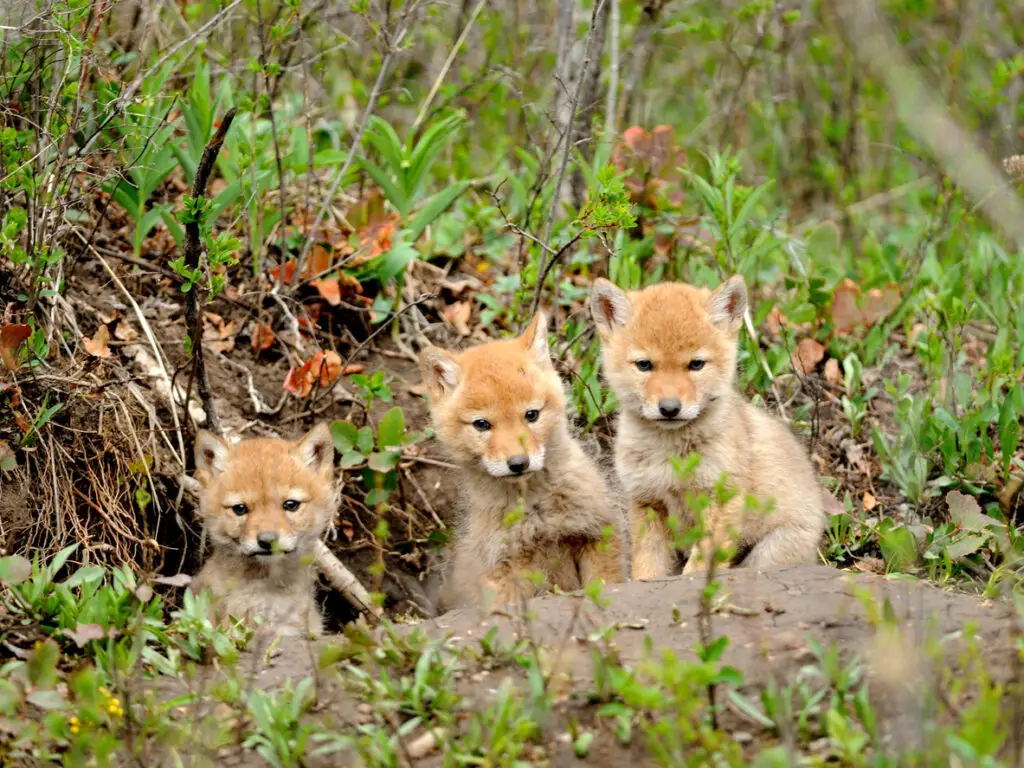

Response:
(69, 716), (80, 735)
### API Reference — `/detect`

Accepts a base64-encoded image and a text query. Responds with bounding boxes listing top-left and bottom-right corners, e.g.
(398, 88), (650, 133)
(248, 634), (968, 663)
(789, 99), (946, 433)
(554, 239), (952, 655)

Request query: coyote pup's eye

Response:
(282, 499), (300, 512)
(688, 359), (706, 372)
(231, 503), (249, 517)
(472, 419), (492, 432)
(634, 359), (653, 372)
(524, 409), (540, 423)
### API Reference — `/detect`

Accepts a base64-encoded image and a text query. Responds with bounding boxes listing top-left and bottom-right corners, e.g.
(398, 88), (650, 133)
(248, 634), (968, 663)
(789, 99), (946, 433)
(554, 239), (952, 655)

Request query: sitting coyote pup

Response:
(190, 424), (335, 637)
(591, 276), (825, 579)
(420, 312), (625, 608)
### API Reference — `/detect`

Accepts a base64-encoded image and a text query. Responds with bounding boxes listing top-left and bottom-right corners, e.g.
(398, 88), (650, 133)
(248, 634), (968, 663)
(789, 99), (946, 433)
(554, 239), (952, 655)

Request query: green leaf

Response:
(330, 420), (359, 452)
(701, 635), (729, 663)
(368, 450), (400, 473)
(365, 116), (407, 180)
(405, 115), (462, 201)
(340, 451), (364, 469)
(139, 206), (166, 242)
(729, 179), (774, 239)
(407, 182), (469, 242)
(357, 427), (374, 454)
(368, 237), (418, 284)
(377, 407), (405, 449)
(158, 207), (186, 248)
(360, 158), (408, 218)
(50, 544), (78, 576)
(63, 566), (105, 588)
(365, 487), (390, 506)
(879, 526), (918, 572)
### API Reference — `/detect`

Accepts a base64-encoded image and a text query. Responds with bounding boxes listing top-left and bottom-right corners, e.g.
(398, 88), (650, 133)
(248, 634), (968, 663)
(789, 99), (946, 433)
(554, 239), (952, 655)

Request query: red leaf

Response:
(251, 322), (275, 354)
(268, 260), (298, 286)
(831, 278), (865, 335)
(312, 278), (342, 306)
(0, 324), (31, 371)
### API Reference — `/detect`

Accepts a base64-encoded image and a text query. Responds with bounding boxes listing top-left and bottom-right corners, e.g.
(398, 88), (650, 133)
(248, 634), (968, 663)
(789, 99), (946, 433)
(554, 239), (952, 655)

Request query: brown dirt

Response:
(171, 565), (1013, 766)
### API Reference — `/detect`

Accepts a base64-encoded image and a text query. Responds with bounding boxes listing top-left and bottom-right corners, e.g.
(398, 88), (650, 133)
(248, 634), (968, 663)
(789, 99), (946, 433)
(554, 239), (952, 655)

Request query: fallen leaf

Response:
(792, 338), (825, 375)
(997, 475), (1024, 513)
(946, 490), (1010, 553)
(340, 521), (354, 541)
(821, 489), (845, 516)
(0, 440), (15, 472)
(442, 300), (472, 336)
(154, 573), (193, 587)
(312, 278), (343, 306)
(831, 278), (865, 334)
(112, 320), (137, 342)
(268, 259), (298, 286)
(862, 492), (878, 512)
(853, 556), (885, 574)
(0, 324), (32, 371)
(343, 364), (366, 375)
(82, 325), (112, 358)
(823, 357), (842, 386)
(133, 584), (154, 603)
(203, 312), (237, 354)
(283, 350), (344, 398)
(251, 322), (276, 354)
(862, 284), (900, 325)
(765, 306), (787, 336)
(63, 623), (105, 648)
(306, 244), (334, 277)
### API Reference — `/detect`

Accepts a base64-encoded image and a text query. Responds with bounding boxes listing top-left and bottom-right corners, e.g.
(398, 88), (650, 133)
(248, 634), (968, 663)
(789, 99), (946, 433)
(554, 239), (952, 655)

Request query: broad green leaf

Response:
(357, 427), (374, 454)
(368, 238), (418, 284)
(340, 451), (364, 468)
(377, 407), (406, 449)
(63, 566), (105, 589)
(359, 158), (408, 218)
(407, 181), (469, 242)
(368, 450), (400, 473)
(879, 526), (918, 572)
(330, 420), (359, 452)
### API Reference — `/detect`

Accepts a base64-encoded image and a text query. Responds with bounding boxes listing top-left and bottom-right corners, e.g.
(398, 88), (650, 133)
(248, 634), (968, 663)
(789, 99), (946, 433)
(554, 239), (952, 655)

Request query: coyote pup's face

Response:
(590, 276), (747, 428)
(419, 313), (566, 478)
(193, 424), (335, 558)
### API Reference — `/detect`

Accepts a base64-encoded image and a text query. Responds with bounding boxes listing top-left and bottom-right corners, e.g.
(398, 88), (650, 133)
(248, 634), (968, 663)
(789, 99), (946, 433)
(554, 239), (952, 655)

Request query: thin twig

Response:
(533, 0), (606, 316)
(411, 0), (487, 132)
(182, 108), (238, 438)
(292, 1), (425, 283)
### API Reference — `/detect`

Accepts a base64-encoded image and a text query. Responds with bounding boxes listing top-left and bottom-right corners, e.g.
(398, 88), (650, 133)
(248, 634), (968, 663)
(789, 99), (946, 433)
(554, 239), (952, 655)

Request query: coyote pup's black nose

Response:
(257, 531), (279, 550)
(507, 455), (529, 474)
(658, 398), (682, 418)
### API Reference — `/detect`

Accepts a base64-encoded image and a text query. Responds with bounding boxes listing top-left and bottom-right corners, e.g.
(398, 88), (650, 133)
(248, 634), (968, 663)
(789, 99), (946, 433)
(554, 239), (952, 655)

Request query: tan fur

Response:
(591, 276), (825, 579)
(420, 313), (625, 609)
(189, 424), (336, 637)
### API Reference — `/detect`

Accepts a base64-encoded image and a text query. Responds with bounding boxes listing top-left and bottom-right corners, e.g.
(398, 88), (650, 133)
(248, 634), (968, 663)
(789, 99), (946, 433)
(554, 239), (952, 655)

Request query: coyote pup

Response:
(191, 424), (336, 637)
(420, 313), (625, 608)
(591, 276), (825, 579)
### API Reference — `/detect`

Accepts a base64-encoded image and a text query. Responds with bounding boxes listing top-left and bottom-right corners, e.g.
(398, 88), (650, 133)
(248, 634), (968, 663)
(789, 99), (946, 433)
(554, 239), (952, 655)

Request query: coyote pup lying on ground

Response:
(420, 312), (625, 609)
(591, 275), (825, 579)
(190, 424), (336, 637)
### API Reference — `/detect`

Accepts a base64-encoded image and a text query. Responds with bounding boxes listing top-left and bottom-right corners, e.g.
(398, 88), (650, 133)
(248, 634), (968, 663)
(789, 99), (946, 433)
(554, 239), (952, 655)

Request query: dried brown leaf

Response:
(442, 300), (472, 336)
(824, 357), (842, 386)
(82, 325), (112, 358)
(793, 338), (825, 375)
(0, 324), (31, 371)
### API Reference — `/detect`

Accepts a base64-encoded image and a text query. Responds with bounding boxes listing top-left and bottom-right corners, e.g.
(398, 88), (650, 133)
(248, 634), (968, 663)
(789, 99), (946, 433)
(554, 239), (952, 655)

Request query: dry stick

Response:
(532, 0), (606, 317)
(603, 0), (620, 146)
(314, 540), (383, 621)
(182, 107), (237, 438)
(410, 0), (487, 133)
(836, 0), (1024, 251)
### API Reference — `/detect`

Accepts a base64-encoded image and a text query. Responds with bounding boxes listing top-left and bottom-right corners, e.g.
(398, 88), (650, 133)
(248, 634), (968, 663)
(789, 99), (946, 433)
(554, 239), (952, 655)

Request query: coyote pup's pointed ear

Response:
(295, 422), (334, 473)
(520, 312), (552, 367)
(591, 278), (630, 338)
(706, 275), (747, 335)
(419, 346), (461, 399)
(194, 430), (230, 479)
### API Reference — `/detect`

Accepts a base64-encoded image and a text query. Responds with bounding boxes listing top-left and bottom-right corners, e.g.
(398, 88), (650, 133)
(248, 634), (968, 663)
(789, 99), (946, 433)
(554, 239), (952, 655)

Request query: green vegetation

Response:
(1, 0), (1024, 763)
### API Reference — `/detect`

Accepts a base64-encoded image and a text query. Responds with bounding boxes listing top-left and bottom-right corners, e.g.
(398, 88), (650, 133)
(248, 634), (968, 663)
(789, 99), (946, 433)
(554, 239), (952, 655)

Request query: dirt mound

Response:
(177, 565), (1011, 766)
